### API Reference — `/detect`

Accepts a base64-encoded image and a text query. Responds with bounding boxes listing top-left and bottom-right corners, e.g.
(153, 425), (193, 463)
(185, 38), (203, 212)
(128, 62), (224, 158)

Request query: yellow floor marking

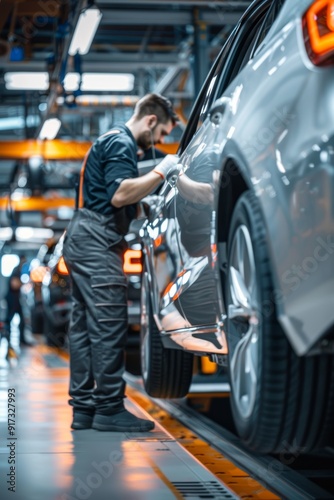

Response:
(127, 387), (280, 500)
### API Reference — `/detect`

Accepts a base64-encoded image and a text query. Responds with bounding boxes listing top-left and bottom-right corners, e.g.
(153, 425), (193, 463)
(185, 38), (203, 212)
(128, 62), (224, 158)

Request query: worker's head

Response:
(132, 93), (178, 150)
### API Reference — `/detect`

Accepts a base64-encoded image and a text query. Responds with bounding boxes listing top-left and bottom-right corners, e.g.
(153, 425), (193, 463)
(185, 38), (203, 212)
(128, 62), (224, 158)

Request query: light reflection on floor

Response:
(0, 343), (237, 500)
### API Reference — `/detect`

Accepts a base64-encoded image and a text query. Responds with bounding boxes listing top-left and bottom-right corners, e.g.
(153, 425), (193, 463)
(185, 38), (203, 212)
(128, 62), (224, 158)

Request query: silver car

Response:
(140, 0), (334, 454)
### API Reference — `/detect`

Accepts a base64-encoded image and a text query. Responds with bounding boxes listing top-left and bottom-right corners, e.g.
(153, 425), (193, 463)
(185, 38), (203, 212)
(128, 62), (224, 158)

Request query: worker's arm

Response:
(111, 170), (162, 207)
(111, 154), (179, 208)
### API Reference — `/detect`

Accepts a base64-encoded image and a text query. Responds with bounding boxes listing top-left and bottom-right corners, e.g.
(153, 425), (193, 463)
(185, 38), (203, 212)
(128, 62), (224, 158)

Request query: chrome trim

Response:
(161, 323), (220, 336)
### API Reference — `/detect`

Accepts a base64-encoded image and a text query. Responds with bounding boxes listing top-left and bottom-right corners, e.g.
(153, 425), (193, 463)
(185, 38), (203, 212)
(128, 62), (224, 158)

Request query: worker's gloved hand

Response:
(153, 154), (179, 180)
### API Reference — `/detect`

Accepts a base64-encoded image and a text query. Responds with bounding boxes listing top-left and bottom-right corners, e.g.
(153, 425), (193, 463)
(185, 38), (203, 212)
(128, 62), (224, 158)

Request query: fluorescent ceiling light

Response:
(75, 94), (139, 105)
(39, 118), (61, 140)
(5, 72), (49, 90)
(0, 227), (14, 242)
(16, 227), (54, 242)
(0, 115), (39, 130)
(82, 73), (134, 91)
(68, 7), (102, 56)
(0, 116), (25, 130)
(1, 253), (19, 277)
(63, 72), (81, 92)
(63, 72), (134, 92)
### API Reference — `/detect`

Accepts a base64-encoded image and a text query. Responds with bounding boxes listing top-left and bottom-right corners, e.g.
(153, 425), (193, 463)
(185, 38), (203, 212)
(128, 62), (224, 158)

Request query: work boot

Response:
(92, 408), (155, 432)
(71, 410), (94, 430)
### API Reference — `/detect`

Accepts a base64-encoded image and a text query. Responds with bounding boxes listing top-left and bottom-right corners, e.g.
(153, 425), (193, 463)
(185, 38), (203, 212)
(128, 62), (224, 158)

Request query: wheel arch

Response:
(217, 155), (249, 245)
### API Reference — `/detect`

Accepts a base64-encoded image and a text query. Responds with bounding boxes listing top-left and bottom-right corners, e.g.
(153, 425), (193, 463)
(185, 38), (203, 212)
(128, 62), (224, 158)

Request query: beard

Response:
(137, 130), (153, 150)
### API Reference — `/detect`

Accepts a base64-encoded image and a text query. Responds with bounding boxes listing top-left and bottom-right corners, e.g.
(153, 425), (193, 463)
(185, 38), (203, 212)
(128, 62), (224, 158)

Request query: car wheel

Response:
(140, 265), (193, 398)
(226, 190), (334, 454)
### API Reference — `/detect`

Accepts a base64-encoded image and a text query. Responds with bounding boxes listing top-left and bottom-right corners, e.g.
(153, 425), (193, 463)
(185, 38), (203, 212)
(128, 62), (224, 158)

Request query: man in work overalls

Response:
(63, 93), (178, 431)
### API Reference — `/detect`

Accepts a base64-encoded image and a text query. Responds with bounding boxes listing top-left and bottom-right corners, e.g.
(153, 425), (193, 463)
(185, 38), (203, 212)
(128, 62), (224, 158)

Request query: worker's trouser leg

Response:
(63, 209), (128, 415)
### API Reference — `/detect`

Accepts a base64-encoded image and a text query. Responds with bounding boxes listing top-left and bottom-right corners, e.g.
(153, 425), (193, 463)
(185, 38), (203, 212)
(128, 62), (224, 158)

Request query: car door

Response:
(171, 0), (277, 329)
(141, 37), (233, 333)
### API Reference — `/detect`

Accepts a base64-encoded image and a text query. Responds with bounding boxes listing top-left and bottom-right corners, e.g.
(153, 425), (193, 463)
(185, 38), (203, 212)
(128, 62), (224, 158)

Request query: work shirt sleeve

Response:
(101, 135), (138, 204)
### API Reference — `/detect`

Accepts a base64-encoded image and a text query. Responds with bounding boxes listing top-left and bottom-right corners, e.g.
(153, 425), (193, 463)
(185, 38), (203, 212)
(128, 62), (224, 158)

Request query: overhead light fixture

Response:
(81, 73), (134, 91)
(75, 95), (139, 106)
(63, 72), (81, 92)
(68, 7), (102, 56)
(15, 227), (54, 242)
(63, 72), (134, 92)
(0, 227), (14, 242)
(39, 118), (61, 140)
(4, 72), (49, 90)
(1, 253), (19, 277)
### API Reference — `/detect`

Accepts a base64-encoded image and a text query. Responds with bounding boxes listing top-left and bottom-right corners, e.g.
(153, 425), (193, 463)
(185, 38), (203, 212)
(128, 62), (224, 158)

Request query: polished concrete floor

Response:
(0, 340), (238, 500)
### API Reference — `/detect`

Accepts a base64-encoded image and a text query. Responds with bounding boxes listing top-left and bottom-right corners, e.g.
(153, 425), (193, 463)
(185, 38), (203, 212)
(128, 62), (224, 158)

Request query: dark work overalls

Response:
(63, 126), (138, 415)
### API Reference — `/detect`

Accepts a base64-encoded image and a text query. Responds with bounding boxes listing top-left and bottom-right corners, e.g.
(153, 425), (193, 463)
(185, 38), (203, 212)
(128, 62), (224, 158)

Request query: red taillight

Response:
(123, 249), (142, 274)
(57, 256), (69, 275)
(303, 0), (334, 66)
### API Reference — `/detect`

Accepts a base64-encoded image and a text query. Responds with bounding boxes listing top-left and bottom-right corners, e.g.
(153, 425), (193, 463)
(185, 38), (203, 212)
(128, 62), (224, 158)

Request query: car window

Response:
(178, 29), (238, 154)
(213, 0), (271, 99)
(250, 0), (287, 58)
(178, 0), (276, 155)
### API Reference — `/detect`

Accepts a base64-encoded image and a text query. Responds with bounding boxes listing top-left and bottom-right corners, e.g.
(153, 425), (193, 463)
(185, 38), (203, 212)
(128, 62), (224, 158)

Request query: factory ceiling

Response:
(0, 0), (252, 140)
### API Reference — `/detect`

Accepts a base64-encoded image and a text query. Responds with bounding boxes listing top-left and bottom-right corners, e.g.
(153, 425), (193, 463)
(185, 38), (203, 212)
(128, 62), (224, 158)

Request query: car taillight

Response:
(303, 0), (334, 66)
(57, 256), (69, 275)
(123, 249), (142, 274)
(30, 266), (47, 283)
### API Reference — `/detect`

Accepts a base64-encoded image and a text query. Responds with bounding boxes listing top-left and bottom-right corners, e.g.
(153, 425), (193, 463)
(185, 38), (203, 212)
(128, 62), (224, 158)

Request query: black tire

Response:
(225, 190), (334, 454)
(140, 266), (193, 398)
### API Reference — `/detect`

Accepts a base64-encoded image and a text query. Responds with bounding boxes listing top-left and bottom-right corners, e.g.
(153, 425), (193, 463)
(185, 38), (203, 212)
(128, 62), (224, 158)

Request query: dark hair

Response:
(134, 93), (178, 126)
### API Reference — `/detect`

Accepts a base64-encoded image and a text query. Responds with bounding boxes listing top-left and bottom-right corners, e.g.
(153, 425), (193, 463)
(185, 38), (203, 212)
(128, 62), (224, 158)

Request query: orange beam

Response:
(0, 139), (179, 160)
(0, 139), (91, 160)
(0, 140), (91, 160)
(0, 197), (75, 211)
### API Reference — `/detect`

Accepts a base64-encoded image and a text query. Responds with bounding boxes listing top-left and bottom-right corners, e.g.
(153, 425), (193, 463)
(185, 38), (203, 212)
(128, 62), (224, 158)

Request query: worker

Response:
(4, 255), (33, 353)
(63, 93), (179, 432)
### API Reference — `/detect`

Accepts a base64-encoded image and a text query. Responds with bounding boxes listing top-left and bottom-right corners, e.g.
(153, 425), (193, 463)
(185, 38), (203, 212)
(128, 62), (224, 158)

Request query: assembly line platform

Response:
(0, 344), (239, 500)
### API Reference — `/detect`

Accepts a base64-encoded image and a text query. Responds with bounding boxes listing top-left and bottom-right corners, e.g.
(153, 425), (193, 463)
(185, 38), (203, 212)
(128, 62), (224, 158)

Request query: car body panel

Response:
(214, 10), (334, 354)
(142, 0), (334, 356)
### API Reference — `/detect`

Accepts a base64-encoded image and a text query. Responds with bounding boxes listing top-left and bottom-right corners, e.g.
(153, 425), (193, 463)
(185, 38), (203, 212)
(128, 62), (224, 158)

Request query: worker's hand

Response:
(153, 154), (179, 180)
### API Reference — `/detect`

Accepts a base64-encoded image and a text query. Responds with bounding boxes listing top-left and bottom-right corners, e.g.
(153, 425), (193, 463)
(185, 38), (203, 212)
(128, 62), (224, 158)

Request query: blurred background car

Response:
(28, 237), (58, 335)
(39, 222), (144, 349)
(40, 234), (71, 348)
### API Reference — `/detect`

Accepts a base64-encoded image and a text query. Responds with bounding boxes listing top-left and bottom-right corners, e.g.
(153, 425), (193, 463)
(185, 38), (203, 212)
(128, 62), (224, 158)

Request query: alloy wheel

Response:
(228, 224), (259, 419)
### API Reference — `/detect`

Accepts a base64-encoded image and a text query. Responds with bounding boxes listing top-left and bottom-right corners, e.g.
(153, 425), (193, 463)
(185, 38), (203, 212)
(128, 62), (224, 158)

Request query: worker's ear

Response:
(147, 114), (157, 129)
